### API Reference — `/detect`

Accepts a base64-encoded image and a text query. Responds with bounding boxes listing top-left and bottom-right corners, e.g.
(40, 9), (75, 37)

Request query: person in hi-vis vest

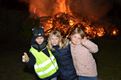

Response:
(22, 27), (59, 80)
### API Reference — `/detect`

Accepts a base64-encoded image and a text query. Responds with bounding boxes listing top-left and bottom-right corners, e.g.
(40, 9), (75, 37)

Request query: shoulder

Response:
(64, 43), (70, 50)
(60, 44), (71, 54)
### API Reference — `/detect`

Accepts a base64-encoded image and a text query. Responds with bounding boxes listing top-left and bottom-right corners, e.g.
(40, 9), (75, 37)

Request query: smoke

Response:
(70, 0), (112, 21)
(31, 0), (57, 16)
(20, 0), (56, 16)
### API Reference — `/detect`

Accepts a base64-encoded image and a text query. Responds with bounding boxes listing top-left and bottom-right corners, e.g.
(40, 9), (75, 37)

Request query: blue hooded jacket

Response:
(52, 44), (78, 80)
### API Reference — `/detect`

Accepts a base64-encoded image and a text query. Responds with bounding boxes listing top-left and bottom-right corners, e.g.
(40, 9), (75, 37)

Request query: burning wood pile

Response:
(38, 12), (118, 38)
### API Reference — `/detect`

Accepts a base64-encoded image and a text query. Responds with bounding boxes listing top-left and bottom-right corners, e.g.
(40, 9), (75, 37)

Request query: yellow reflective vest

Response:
(30, 47), (59, 79)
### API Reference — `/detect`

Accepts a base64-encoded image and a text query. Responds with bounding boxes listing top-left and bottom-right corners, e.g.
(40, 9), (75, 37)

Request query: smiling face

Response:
(50, 35), (60, 46)
(70, 33), (82, 45)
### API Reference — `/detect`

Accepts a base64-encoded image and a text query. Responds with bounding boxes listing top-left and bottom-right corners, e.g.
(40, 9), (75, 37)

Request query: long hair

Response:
(47, 30), (63, 50)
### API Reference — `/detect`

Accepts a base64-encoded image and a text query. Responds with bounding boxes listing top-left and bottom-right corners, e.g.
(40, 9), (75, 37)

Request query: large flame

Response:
(20, 0), (119, 38)
(20, 0), (111, 20)
(24, 0), (73, 17)
(54, 0), (72, 15)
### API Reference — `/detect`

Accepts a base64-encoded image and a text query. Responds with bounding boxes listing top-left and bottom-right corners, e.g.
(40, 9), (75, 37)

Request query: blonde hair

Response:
(70, 24), (86, 38)
(47, 30), (63, 50)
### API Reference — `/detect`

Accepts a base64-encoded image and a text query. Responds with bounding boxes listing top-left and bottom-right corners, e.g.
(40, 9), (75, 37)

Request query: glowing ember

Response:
(110, 28), (119, 36)
(69, 19), (74, 26)
(96, 27), (105, 37)
(112, 30), (117, 35)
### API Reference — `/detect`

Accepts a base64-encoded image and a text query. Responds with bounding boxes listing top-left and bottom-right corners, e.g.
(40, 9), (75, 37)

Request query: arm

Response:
(22, 52), (36, 66)
(81, 37), (98, 53)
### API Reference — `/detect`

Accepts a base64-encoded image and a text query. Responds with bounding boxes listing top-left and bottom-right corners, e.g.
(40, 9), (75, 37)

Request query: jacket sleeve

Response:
(82, 39), (99, 53)
(26, 52), (36, 67)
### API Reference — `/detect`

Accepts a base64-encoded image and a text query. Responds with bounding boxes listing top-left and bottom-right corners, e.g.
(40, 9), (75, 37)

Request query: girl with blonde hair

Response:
(47, 30), (78, 80)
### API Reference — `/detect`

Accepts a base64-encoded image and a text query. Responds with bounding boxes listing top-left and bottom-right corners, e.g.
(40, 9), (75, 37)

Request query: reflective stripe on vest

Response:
(30, 47), (58, 79)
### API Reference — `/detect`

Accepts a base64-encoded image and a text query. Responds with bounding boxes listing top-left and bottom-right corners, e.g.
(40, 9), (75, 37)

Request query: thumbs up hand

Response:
(22, 52), (30, 62)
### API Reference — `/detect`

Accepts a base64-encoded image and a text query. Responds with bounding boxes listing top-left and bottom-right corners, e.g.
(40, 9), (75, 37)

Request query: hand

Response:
(81, 37), (88, 45)
(22, 52), (29, 62)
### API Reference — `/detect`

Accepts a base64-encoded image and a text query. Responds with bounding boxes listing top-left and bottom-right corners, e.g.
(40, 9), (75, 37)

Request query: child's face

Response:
(35, 36), (44, 45)
(50, 35), (60, 46)
(71, 33), (82, 45)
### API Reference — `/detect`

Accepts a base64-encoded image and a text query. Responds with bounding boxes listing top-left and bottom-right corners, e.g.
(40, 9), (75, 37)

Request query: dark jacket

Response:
(52, 44), (78, 80)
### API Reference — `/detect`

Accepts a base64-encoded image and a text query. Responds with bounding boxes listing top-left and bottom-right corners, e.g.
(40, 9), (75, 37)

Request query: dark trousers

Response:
(79, 76), (97, 80)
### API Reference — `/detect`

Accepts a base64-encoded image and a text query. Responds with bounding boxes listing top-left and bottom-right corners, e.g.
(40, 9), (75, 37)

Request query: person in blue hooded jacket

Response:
(47, 30), (79, 80)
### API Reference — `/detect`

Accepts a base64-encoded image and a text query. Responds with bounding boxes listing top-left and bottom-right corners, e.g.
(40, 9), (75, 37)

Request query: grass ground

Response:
(0, 38), (121, 80)
(95, 38), (121, 80)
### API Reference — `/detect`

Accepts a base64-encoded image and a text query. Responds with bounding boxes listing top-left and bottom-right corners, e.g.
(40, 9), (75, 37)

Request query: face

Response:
(70, 33), (82, 45)
(35, 36), (44, 45)
(50, 35), (60, 46)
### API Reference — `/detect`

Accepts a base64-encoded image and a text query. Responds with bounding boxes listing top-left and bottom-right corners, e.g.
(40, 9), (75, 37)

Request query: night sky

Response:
(0, 0), (28, 10)
(0, 0), (29, 48)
